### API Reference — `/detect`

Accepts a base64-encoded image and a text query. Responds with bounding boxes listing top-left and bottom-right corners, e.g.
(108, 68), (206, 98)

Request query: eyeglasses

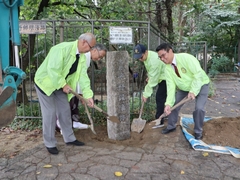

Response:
(158, 52), (167, 59)
(85, 40), (93, 49)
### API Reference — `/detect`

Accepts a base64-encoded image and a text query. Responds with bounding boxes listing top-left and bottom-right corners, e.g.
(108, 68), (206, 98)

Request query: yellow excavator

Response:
(0, 0), (26, 127)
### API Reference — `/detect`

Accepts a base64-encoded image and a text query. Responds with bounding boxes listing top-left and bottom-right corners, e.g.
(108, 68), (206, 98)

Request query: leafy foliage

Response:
(208, 55), (234, 77)
(10, 98), (157, 130)
(189, 1), (239, 59)
(208, 79), (216, 98)
(10, 103), (42, 130)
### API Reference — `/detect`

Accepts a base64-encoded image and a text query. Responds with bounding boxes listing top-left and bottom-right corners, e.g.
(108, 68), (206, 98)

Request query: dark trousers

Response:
(167, 84), (209, 133)
(155, 80), (167, 119)
(69, 96), (80, 117)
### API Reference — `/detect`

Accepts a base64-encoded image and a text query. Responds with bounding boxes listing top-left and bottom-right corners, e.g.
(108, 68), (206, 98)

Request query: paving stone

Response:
(0, 76), (239, 179)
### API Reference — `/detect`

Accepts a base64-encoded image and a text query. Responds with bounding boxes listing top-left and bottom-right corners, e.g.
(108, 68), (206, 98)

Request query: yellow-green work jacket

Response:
(34, 40), (93, 101)
(143, 51), (166, 98)
(165, 53), (209, 107)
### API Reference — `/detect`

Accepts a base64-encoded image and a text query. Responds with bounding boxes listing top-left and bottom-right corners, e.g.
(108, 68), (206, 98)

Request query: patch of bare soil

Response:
(202, 116), (240, 148)
(0, 128), (42, 158)
(1, 116), (240, 158)
(74, 122), (161, 148)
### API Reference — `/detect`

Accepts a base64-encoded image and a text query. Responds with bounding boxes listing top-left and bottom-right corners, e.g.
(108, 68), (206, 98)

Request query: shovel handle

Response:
(138, 101), (144, 119)
(70, 90), (108, 116)
(84, 103), (96, 134)
(171, 96), (191, 111)
(158, 96), (191, 120)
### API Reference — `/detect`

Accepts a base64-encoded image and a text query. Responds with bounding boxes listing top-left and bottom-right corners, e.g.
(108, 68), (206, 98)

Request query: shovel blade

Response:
(107, 116), (120, 123)
(89, 124), (97, 135)
(151, 119), (161, 126)
(131, 118), (147, 133)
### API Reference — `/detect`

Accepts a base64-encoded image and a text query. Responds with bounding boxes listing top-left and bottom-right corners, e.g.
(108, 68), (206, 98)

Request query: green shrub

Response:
(10, 103), (42, 130)
(208, 79), (216, 98)
(208, 56), (234, 77)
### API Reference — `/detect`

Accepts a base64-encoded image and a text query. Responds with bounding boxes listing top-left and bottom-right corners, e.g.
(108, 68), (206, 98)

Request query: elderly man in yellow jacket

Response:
(34, 32), (96, 155)
(156, 43), (209, 140)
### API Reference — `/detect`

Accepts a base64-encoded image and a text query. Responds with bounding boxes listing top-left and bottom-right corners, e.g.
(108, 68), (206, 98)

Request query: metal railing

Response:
(15, 19), (206, 120)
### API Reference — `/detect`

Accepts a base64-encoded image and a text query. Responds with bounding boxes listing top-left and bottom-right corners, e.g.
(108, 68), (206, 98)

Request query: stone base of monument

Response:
(107, 119), (131, 140)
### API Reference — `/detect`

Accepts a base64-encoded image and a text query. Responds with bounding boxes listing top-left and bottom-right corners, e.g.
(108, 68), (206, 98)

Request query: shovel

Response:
(131, 101), (146, 133)
(151, 96), (191, 128)
(83, 102), (96, 134)
(70, 90), (120, 124)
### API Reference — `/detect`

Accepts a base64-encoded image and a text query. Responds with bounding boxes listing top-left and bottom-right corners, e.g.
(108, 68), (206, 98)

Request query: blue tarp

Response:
(180, 116), (240, 158)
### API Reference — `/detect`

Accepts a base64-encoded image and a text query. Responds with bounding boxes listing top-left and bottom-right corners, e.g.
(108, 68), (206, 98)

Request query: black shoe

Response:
(66, 140), (85, 146)
(46, 147), (59, 155)
(195, 133), (203, 140)
(161, 127), (176, 134)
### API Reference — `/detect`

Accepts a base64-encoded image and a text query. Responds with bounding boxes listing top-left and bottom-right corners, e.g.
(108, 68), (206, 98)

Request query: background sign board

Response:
(109, 26), (132, 44)
(19, 21), (46, 34)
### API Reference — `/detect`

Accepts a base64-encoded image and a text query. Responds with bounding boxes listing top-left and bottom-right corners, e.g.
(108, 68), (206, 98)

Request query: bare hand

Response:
(164, 105), (171, 116)
(63, 84), (72, 94)
(188, 92), (195, 100)
(86, 98), (94, 108)
(142, 96), (148, 103)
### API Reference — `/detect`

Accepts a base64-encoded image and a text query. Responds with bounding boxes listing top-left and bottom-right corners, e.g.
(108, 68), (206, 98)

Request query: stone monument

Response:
(106, 51), (131, 140)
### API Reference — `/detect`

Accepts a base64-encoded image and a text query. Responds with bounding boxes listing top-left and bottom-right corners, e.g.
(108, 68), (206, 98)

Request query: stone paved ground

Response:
(0, 73), (240, 180)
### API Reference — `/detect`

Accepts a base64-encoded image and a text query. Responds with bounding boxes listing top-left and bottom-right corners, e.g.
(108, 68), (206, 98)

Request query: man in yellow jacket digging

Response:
(156, 43), (209, 140)
(133, 44), (167, 128)
(34, 32), (96, 155)
(56, 43), (107, 132)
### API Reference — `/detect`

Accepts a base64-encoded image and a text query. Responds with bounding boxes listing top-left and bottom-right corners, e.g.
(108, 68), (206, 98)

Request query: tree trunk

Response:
(165, 0), (174, 42)
(155, 0), (175, 42)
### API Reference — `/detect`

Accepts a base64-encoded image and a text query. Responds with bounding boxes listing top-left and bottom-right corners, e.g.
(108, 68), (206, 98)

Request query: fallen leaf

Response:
(180, 170), (185, 174)
(115, 171), (122, 177)
(202, 152), (208, 157)
(36, 172), (41, 175)
(43, 164), (52, 168)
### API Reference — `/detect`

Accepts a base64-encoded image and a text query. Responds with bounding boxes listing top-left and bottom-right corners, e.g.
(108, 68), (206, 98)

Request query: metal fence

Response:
(15, 19), (206, 120)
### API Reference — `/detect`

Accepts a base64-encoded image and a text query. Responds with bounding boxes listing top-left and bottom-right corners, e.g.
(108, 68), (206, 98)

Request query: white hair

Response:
(78, 33), (95, 43)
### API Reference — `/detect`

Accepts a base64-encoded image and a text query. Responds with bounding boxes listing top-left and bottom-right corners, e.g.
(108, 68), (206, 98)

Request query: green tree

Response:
(177, 1), (240, 58)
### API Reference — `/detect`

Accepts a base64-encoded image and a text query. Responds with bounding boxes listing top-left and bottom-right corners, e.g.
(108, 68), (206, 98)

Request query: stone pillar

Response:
(106, 51), (131, 140)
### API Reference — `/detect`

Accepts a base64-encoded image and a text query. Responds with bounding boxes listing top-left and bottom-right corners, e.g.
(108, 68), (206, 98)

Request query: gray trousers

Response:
(35, 85), (76, 147)
(167, 84), (209, 134)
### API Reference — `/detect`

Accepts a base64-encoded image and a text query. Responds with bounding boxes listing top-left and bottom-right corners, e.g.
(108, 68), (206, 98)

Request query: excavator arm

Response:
(0, 0), (26, 127)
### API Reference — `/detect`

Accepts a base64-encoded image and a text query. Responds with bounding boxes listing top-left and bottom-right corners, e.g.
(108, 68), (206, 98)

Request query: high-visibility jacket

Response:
(34, 40), (93, 101)
(165, 53), (210, 107)
(143, 51), (166, 98)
